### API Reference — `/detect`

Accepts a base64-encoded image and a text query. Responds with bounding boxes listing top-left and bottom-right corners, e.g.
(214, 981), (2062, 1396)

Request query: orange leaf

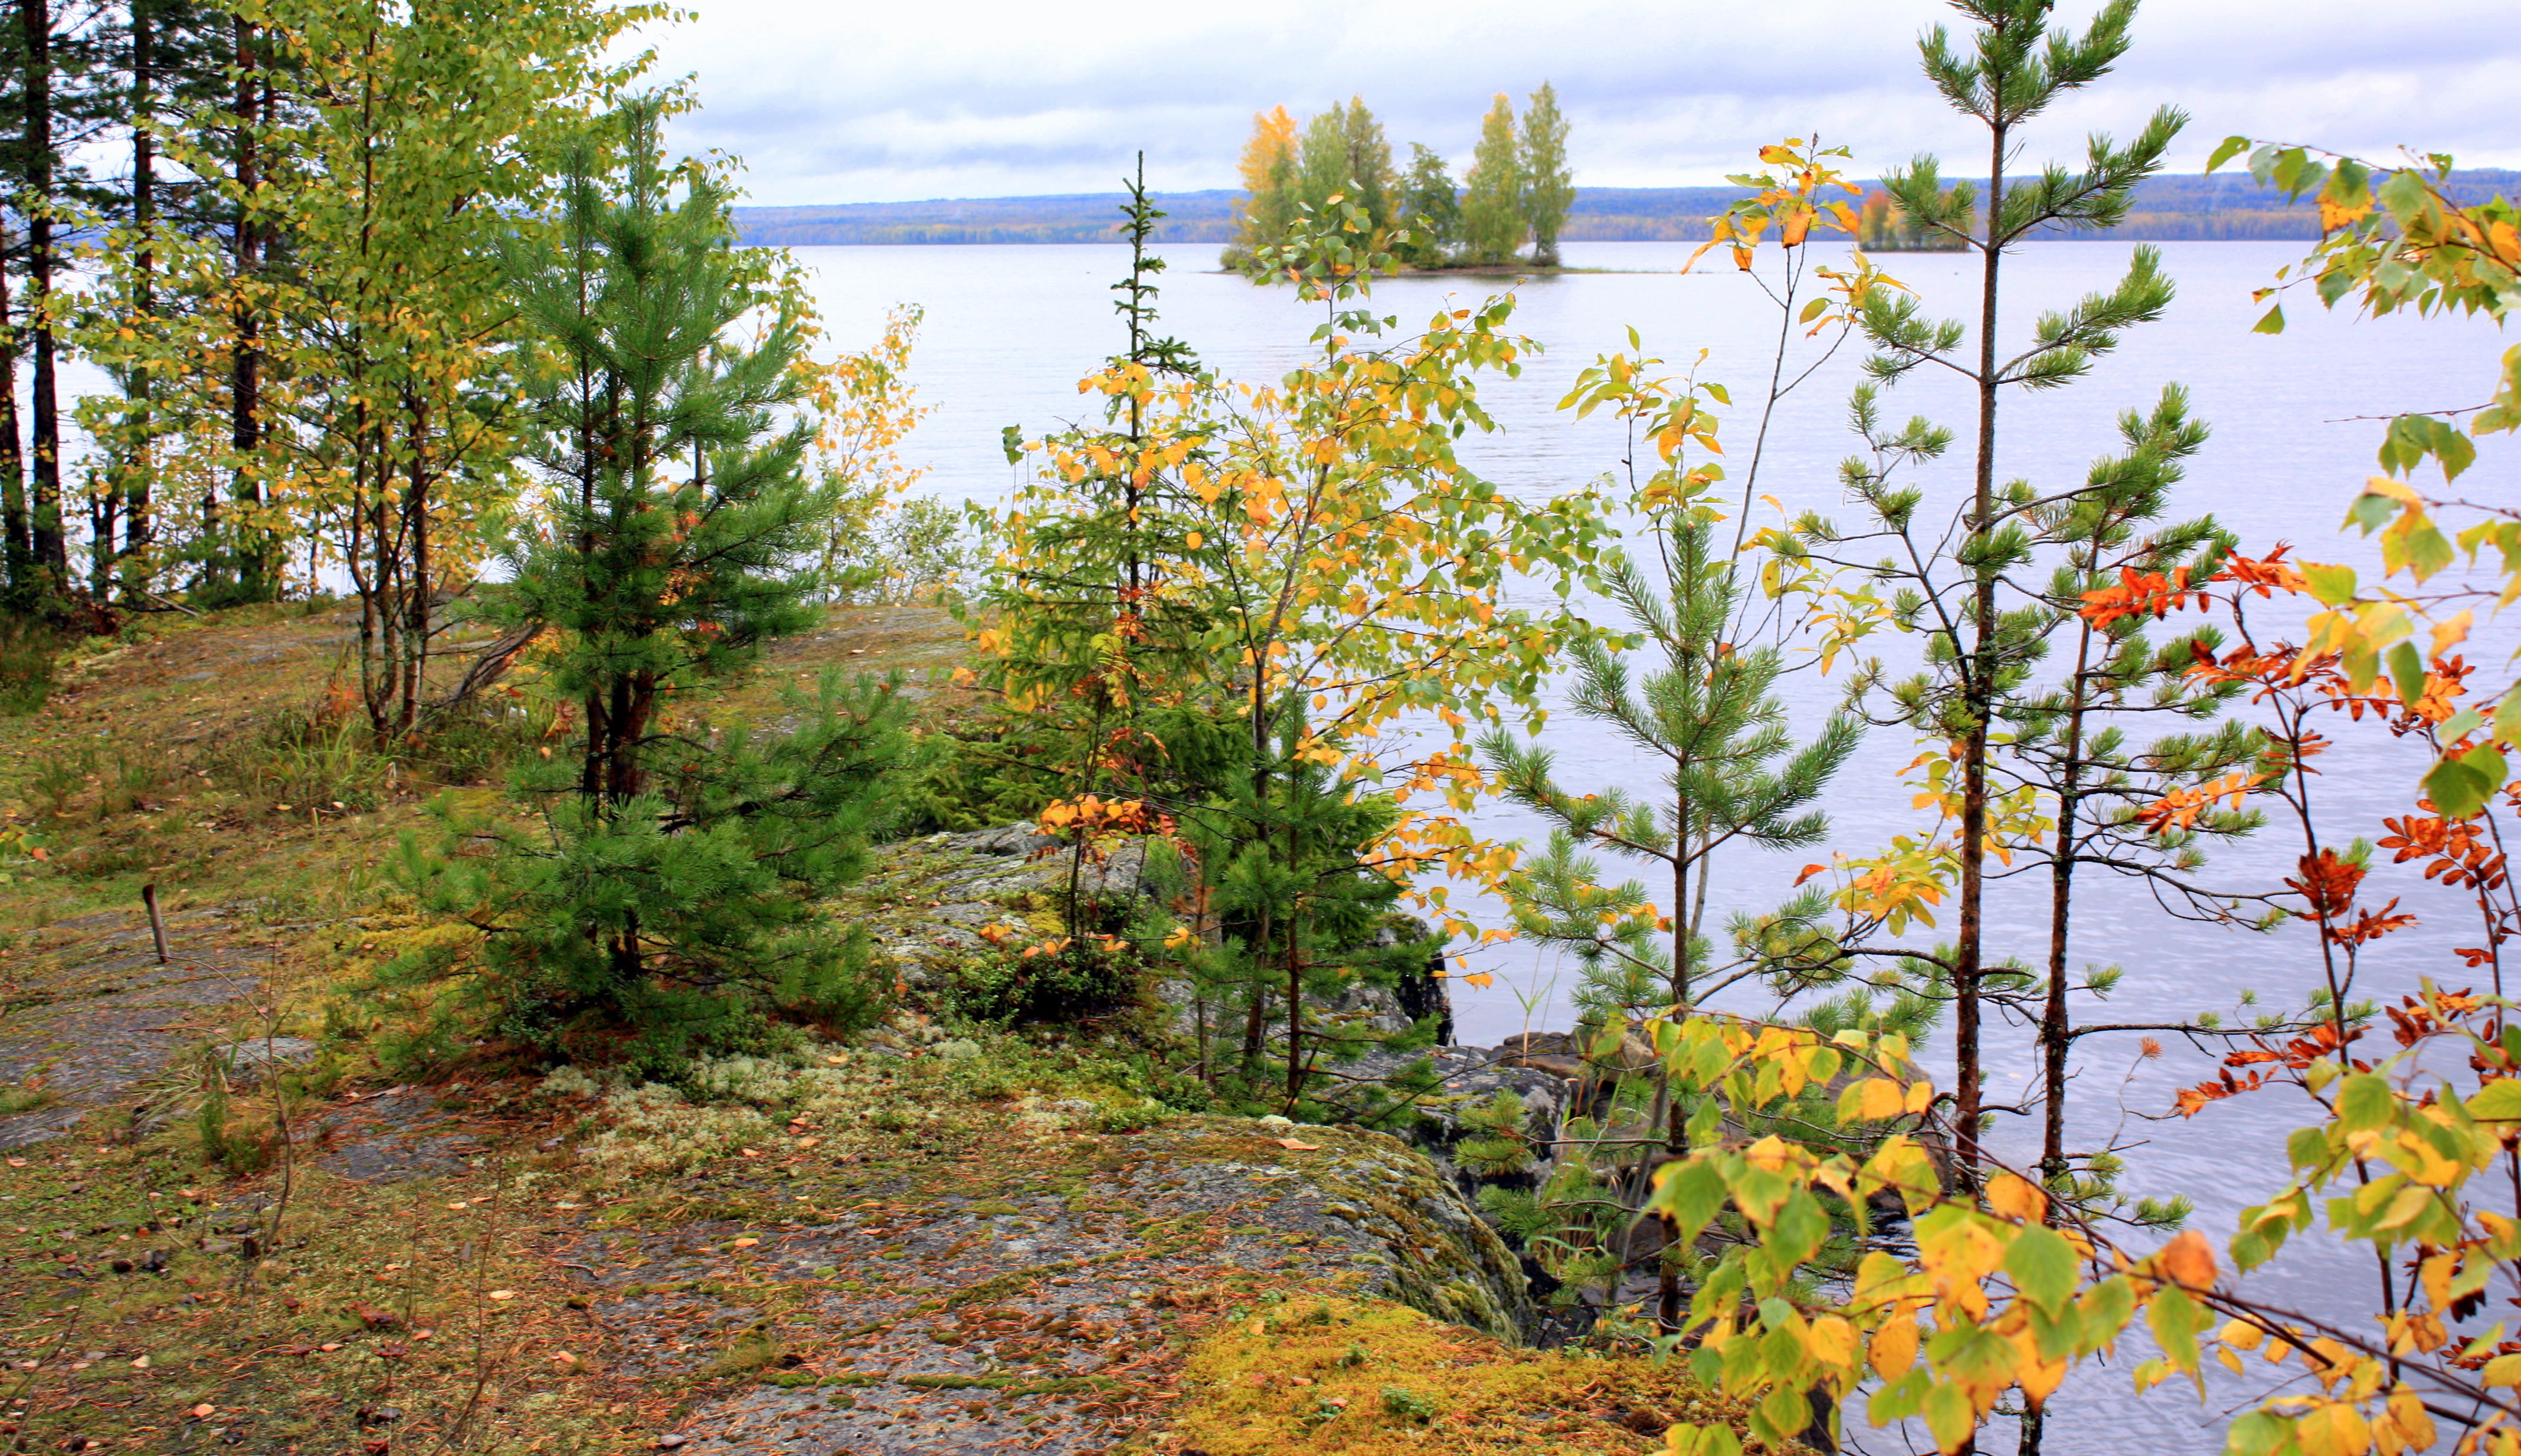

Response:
(1986, 1173), (2046, 1224)
(2155, 1229), (2217, 1291)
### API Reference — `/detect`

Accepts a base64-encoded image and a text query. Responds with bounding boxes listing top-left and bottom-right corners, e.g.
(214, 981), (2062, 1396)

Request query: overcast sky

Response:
(641, 0), (2521, 208)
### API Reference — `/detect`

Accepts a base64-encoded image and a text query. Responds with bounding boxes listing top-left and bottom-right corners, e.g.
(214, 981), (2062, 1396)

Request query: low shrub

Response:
(405, 690), (565, 786)
(243, 710), (391, 814)
(934, 939), (1145, 1027)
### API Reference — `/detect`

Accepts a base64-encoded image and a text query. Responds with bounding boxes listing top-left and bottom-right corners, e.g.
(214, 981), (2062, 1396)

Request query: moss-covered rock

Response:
(1165, 1297), (1755, 1454)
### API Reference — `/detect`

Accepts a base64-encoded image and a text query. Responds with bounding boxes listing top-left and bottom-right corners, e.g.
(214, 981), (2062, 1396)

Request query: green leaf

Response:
(2463, 742), (2510, 796)
(2378, 167), (2431, 224)
(2425, 754), (2496, 819)
(2300, 562), (2358, 605)
(2075, 1273), (2135, 1339)
(2493, 685), (2521, 749)
(2206, 135), (2251, 172)
(2228, 1410), (2296, 1456)
(2336, 1073), (2396, 1132)
(2345, 492), (2396, 534)
(1686, 1096), (1723, 1149)
(2146, 1287), (2211, 1374)
(1754, 1384), (1809, 1446)
(2438, 425), (2479, 484)
(2251, 303), (2286, 335)
(1921, 1382), (1975, 1450)
(2004, 1224), (2078, 1311)
(1654, 1158), (1730, 1245)
(2388, 640), (2427, 709)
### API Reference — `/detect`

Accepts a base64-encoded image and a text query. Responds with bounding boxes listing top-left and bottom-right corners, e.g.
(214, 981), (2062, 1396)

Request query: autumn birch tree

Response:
(83, 0), (654, 733)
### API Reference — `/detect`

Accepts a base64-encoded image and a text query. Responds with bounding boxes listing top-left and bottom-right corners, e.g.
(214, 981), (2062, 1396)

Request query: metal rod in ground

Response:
(140, 883), (169, 965)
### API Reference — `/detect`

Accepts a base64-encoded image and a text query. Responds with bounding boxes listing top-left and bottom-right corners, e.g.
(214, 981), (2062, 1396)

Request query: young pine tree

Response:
(1792, 0), (2183, 1172)
(1173, 703), (1441, 1118)
(398, 99), (908, 1068)
(2002, 386), (2265, 1192)
(977, 161), (1215, 956)
(1481, 359), (1862, 1330)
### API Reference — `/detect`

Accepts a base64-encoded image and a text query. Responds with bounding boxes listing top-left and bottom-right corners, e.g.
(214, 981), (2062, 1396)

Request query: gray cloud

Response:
(646, 0), (2521, 204)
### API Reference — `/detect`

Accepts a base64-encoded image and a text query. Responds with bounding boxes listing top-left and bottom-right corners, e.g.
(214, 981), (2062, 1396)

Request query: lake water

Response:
(790, 237), (2520, 1452)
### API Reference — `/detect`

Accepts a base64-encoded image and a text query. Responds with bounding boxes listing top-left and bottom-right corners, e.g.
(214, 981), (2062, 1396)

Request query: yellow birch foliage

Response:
(982, 201), (1617, 936)
(1640, 989), (2521, 1456)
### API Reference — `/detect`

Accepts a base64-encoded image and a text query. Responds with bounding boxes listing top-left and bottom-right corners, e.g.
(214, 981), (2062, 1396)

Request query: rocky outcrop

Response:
(562, 1117), (1528, 1455)
(0, 903), (277, 1150)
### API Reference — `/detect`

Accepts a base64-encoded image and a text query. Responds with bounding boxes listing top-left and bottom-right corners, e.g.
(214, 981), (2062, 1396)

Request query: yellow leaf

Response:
(1841, 1077), (1904, 1121)
(1986, 1172), (2045, 1224)
(2431, 609), (2474, 658)
(2219, 1319), (2265, 1352)
(1868, 1315), (1918, 1378)
(1806, 1315), (1857, 1367)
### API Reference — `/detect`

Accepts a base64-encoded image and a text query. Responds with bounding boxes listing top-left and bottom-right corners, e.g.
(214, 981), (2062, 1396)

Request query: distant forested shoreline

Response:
(732, 169), (2521, 247)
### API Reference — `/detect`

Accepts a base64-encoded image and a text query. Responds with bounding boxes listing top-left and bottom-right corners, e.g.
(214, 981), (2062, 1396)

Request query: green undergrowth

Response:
(1168, 1297), (1757, 1454)
(0, 598), (975, 942)
(0, 613), (62, 714)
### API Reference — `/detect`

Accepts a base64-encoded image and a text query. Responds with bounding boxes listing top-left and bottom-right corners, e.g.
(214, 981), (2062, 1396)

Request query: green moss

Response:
(1169, 1298), (1757, 1454)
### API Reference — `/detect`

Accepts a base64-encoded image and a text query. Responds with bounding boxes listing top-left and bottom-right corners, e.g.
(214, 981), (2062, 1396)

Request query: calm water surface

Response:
(790, 238), (2516, 1451)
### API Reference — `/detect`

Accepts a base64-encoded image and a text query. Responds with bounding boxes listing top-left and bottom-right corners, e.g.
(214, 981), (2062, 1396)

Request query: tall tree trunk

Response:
(87, 481), (117, 595)
(228, 14), (267, 601)
(0, 215), (27, 595)
(22, 0), (66, 591)
(348, 431), (386, 743)
(119, 0), (158, 598)
(398, 397), (429, 736)
(1282, 914), (1305, 1111)
(366, 464), (399, 742)
(2041, 618), (2098, 1182)
(1952, 120), (2008, 1180)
